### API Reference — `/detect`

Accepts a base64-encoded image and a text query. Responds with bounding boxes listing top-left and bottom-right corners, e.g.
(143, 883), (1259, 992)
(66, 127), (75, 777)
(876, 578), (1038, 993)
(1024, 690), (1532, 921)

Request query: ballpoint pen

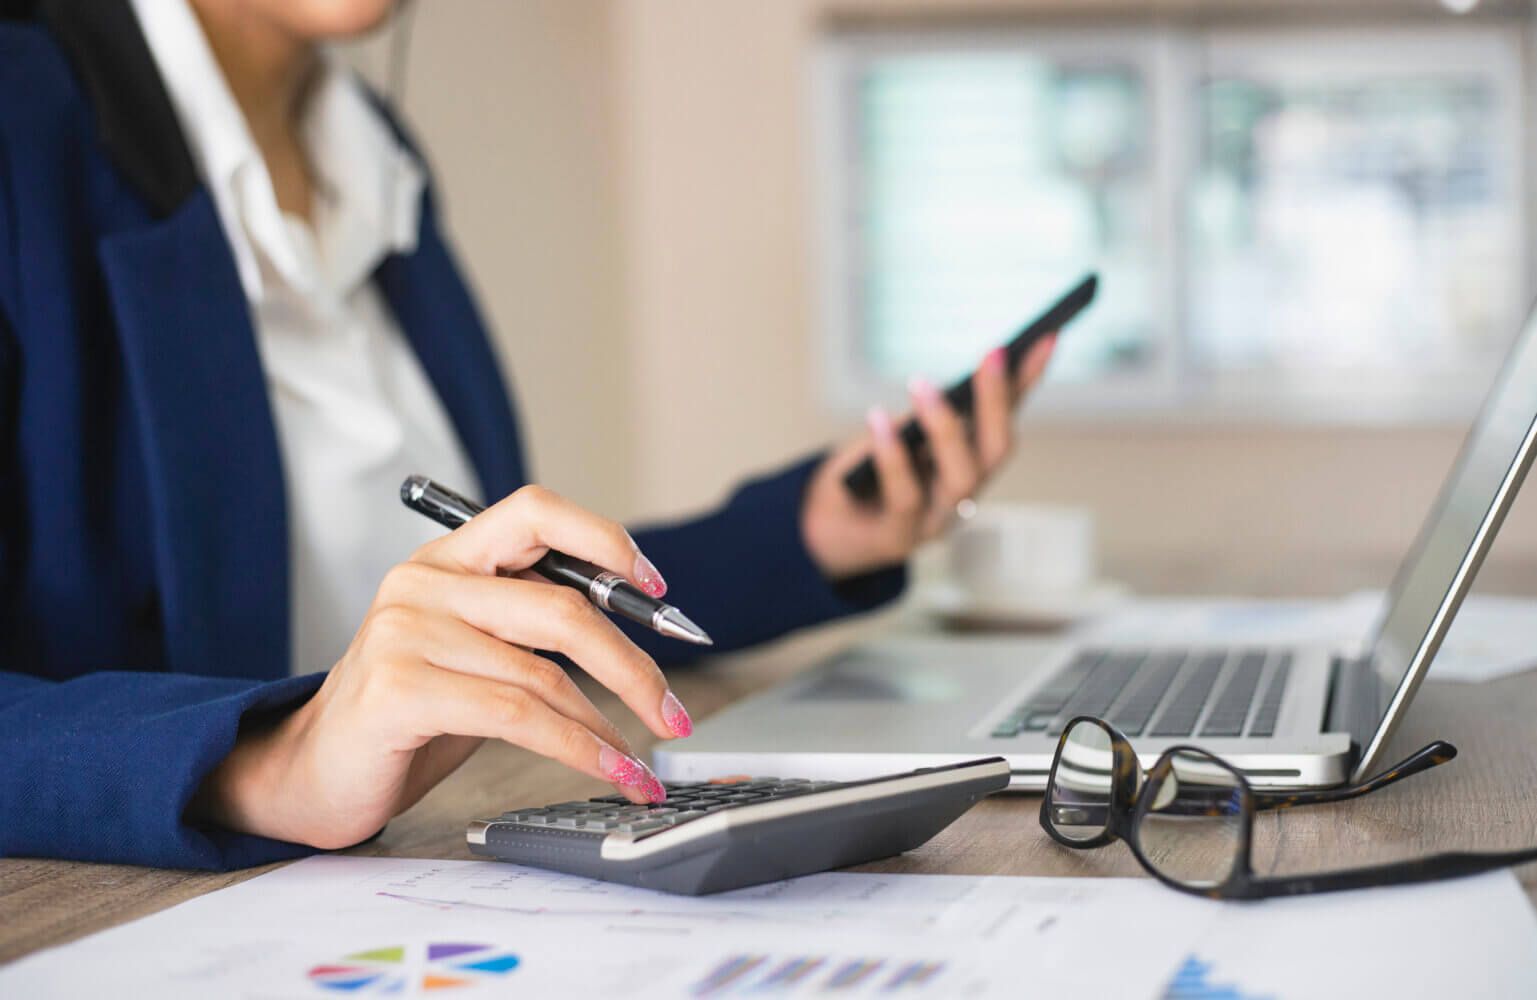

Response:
(400, 475), (713, 645)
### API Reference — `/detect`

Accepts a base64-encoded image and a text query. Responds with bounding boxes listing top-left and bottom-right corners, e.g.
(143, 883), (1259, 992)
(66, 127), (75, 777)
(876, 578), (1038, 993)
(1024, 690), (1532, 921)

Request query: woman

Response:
(0, 0), (1056, 869)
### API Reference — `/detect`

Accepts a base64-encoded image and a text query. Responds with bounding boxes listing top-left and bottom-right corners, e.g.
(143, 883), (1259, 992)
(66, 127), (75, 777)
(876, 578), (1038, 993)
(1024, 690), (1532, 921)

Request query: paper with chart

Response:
(1165, 869), (1537, 1000)
(3, 857), (1536, 998)
(0, 857), (1209, 998)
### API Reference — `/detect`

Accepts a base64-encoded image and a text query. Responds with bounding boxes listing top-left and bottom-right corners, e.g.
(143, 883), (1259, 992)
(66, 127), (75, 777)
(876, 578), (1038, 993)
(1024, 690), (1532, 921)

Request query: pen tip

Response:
(657, 607), (712, 646)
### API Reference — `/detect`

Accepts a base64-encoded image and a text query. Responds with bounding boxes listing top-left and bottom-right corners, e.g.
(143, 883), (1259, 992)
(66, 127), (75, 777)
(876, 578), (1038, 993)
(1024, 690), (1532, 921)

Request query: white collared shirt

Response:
(131, 0), (482, 675)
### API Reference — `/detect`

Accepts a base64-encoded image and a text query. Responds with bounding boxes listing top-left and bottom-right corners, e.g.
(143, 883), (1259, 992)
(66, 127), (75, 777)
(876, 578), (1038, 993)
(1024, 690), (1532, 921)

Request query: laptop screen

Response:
(1362, 308), (1537, 762)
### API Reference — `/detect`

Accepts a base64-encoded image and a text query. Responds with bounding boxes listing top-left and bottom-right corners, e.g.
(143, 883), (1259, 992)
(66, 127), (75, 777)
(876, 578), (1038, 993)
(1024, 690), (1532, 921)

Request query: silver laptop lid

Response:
(1352, 305), (1537, 780)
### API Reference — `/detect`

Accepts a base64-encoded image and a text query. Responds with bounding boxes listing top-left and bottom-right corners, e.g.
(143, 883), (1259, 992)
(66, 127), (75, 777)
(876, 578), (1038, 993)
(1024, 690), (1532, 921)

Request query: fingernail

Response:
(1029, 334), (1060, 377)
(661, 690), (693, 738)
(983, 346), (1007, 374)
(908, 376), (941, 409)
(633, 552), (667, 598)
(599, 744), (667, 802)
(866, 405), (896, 444)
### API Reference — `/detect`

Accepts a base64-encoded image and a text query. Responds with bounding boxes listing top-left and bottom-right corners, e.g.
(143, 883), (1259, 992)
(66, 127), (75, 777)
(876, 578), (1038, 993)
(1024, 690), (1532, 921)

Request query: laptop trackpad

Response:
(791, 657), (965, 704)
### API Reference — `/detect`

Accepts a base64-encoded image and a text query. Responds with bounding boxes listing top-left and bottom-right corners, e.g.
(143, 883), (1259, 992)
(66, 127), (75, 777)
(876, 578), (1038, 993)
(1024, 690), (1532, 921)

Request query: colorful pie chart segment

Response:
(426, 944), (485, 962)
(307, 943), (519, 993)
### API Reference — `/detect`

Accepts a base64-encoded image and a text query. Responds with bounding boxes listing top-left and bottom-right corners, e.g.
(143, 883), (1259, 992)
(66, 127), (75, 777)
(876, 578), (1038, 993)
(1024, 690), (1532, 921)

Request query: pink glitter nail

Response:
(866, 406), (895, 443)
(661, 690), (693, 738)
(599, 745), (667, 802)
(633, 552), (667, 598)
(908, 375), (941, 408)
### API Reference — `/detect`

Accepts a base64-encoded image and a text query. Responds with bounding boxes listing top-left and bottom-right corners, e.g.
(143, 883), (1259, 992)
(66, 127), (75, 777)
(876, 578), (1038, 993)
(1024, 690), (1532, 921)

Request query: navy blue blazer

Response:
(0, 2), (902, 870)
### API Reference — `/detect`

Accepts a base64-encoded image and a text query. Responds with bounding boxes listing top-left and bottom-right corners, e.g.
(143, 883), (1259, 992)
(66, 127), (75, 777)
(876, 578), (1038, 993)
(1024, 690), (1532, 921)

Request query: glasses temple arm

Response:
(1245, 844), (1537, 899)
(1252, 741), (1457, 810)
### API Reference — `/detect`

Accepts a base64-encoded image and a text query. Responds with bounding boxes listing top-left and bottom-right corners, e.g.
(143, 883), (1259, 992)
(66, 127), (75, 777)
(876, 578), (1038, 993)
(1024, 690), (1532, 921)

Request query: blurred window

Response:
(817, 25), (1528, 421)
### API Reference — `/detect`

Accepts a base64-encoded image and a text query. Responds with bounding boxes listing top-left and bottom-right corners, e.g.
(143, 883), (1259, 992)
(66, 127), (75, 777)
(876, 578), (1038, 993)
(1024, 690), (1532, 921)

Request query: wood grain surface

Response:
(3, 611), (1535, 965)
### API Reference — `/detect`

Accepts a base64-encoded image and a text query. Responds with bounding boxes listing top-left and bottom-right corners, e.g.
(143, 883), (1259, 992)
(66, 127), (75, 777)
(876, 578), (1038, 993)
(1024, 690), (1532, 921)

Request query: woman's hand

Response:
(190, 485), (693, 850)
(802, 335), (1058, 580)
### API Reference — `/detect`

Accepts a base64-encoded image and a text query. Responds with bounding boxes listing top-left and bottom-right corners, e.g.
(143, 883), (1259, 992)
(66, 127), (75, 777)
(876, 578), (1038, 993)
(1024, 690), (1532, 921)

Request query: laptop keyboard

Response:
(989, 648), (1293, 740)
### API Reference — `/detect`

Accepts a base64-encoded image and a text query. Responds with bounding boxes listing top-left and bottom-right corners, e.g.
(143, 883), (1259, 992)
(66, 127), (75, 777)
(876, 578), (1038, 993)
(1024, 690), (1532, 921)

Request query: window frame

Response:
(810, 19), (1533, 427)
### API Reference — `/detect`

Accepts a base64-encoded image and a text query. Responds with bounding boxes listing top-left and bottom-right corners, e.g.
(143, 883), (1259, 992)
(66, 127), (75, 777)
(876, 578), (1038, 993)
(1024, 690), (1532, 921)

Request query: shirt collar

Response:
(127, 0), (424, 304)
(303, 66), (425, 295)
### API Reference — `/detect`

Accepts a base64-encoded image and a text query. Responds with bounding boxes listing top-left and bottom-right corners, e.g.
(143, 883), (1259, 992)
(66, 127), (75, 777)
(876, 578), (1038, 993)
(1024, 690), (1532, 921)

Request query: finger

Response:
(376, 564), (684, 739)
(410, 611), (635, 755)
(417, 483), (667, 598)
(972, 346), (1012, 473)
(909, 376), (981, 510)
(818, 424), (886, 478)
(1014, 332), (1059, 402)
(867, 405), (924, 523)
(385, 659), (667, 803)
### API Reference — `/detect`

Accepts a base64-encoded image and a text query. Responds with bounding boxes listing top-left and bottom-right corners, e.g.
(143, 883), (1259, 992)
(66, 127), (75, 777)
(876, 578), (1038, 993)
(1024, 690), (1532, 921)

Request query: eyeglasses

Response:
(1041, 715), (1537, 900)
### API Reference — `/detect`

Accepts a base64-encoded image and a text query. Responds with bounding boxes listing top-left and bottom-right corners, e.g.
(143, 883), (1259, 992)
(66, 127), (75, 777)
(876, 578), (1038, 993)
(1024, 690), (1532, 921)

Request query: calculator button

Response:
(669, 811), (707, 823)
(582, 819), (621, 830)
(617, 819), (669, 833)
(552, 817), (587, 829)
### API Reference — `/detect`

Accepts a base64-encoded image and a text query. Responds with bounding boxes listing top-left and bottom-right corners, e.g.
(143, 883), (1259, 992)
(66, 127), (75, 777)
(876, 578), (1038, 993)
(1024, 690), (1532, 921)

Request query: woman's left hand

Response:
(801, 334), (1058, 580)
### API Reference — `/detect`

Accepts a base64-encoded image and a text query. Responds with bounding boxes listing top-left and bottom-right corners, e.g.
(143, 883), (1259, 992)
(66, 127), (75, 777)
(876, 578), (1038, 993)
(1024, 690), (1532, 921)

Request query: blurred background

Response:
(347, 0), (1537, 598)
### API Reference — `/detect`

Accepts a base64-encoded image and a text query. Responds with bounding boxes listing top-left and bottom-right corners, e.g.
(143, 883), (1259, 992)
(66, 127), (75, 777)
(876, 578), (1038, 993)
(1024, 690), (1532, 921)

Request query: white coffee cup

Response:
(947, 503), (1096, 601)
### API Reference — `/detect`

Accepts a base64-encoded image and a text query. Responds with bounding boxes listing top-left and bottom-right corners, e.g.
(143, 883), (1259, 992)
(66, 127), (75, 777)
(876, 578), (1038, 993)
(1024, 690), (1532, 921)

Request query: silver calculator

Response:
(467, 757), (1010, 895)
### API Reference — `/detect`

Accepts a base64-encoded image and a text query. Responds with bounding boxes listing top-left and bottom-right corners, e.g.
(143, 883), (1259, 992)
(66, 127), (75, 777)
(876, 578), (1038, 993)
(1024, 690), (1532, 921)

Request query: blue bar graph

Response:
(1162, 955), (1276, 1000)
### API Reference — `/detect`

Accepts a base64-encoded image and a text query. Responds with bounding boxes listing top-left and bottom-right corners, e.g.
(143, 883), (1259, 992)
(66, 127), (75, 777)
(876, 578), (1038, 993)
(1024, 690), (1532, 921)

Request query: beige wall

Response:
(347, 0), (634, 517)
(366, 0), (1537, 595)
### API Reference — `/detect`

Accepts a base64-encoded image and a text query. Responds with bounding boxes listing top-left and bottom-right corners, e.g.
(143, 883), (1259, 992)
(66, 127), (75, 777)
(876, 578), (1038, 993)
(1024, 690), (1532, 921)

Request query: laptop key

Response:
(989, 651), (1108, 738)
(1027, 650), (1105, 711)
(1247, 654), (1293, 737)
(1148, 652), (1226, 737)
(1200, 652), (1268, 738)
(1051, 652), (1145, 734)
(1108, 651), (1188, 737)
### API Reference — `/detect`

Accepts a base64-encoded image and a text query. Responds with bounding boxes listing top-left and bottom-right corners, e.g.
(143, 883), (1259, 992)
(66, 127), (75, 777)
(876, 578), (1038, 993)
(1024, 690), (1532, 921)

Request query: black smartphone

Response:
(842, 273), (1098, 504)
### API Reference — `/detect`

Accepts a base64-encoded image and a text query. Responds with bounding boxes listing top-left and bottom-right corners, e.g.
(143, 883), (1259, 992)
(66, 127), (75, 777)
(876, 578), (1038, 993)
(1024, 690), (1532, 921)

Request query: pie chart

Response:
(307, 942), (520, 993)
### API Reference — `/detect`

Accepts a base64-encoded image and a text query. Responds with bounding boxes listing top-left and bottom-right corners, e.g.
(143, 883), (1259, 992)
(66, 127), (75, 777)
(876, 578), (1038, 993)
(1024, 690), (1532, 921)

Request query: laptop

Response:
(656, 303), (1537, 791)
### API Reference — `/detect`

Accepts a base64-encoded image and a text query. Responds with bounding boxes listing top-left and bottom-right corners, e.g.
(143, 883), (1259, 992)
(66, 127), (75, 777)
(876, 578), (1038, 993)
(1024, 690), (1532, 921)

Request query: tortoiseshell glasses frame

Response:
(1040, 716), (1537, 900)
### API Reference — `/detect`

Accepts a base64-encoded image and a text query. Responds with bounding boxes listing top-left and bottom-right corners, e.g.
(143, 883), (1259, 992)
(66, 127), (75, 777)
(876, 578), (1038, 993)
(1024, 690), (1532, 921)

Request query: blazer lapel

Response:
(376, 204), (527, 502)
(99, 192), (291, 681)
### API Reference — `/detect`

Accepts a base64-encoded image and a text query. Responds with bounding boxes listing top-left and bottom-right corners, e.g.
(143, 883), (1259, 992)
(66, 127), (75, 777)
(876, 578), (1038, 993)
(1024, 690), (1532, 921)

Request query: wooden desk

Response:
(4, 613), (1536, 965)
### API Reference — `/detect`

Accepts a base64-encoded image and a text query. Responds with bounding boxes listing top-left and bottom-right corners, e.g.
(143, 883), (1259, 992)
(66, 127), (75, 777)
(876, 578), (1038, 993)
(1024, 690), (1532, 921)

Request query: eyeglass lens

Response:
(1136, 750), (1247, 889)
(1047, 720), (1117, 842)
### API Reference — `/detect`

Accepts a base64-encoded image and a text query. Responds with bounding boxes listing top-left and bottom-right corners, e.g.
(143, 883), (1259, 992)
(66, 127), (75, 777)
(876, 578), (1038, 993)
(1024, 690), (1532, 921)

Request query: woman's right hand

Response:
(189, 484), (693, 850)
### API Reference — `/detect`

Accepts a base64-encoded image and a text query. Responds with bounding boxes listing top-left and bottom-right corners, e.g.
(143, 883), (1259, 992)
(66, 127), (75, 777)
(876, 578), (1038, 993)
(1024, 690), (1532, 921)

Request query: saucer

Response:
(919, 579), (1129, 630)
